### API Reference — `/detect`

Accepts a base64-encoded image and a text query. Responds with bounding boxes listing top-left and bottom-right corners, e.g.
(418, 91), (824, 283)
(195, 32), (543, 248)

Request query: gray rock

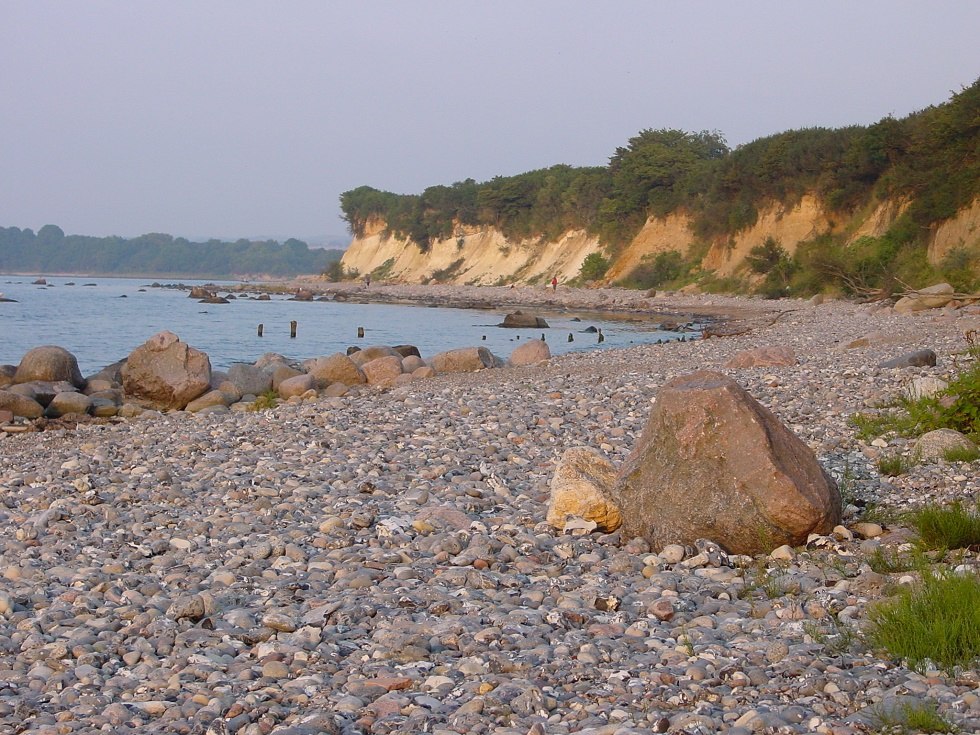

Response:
(879, 349), (937, 368)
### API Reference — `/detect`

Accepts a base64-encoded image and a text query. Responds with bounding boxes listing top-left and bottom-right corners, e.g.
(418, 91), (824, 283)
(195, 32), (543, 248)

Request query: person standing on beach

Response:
(551, 276), (558, 292)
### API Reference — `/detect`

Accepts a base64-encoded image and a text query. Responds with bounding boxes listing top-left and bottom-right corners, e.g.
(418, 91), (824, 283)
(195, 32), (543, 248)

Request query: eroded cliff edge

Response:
(341, 195), (980, 286)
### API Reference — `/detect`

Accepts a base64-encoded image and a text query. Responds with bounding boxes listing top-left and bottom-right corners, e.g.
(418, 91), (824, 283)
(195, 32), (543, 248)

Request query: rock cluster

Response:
(0, 331), (553, 424)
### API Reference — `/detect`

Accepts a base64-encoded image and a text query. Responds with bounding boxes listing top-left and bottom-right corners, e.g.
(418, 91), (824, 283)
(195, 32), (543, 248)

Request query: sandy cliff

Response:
(341, 196), (980, 285)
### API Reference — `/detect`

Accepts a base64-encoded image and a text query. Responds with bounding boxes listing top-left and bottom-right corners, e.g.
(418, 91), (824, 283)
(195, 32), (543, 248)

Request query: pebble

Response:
(1, 295), (978, 734)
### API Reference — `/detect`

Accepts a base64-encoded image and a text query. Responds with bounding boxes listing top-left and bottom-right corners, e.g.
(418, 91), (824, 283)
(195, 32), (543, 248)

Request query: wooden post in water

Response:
(257, 324), (264, 337)
(567, 333), (573, 342)
(357, 326), (365, 339)
(290, 320), (297, 339)
(597, 329), (604, 344)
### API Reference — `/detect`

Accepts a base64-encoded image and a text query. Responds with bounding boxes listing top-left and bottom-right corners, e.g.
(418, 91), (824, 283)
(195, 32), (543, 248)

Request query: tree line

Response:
(339, 78), (979, 293)
(0, 226), (343, 278)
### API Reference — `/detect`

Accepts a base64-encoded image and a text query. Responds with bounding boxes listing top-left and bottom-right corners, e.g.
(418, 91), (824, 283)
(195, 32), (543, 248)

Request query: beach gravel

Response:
(1, 293), (978, 734)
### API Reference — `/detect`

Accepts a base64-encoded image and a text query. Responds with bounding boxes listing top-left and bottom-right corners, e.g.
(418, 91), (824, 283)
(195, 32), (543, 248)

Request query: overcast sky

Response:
(1, 2), (977, 243)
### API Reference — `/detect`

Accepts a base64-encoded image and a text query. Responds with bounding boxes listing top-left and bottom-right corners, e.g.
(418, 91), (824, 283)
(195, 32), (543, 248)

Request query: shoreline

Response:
(224, 278), (790, 323)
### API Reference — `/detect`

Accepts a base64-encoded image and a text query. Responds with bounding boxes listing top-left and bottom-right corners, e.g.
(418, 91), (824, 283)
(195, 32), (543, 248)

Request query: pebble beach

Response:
(1, 289), (979, 735)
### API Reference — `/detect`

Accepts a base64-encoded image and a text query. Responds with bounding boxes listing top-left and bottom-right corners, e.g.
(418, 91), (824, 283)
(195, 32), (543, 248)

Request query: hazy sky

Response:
(1, 2), (978, 243)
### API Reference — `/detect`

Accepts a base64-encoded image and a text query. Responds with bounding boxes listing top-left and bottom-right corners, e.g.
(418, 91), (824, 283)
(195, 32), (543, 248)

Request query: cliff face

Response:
(341, 196), (980, 285)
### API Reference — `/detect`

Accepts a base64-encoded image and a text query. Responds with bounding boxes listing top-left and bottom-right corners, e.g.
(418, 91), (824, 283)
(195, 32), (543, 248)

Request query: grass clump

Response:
(870, 699), (958, 734)
(248, 390), (279, 412)
(876, 454), (914, 477)
(908, 501), (980, 552)
(851, 335), (980, 443)
(867, 546), (922, 575)
(866, 567), (980, 673)
(943, 444), (980, 463)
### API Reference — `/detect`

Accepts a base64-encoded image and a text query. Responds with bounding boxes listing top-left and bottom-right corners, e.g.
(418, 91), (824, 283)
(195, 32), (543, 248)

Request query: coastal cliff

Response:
(341, 195), (980, 286)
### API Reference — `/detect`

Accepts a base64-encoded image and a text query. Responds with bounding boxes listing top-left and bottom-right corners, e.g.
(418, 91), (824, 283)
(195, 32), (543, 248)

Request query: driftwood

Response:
(894, 279), (980, 304)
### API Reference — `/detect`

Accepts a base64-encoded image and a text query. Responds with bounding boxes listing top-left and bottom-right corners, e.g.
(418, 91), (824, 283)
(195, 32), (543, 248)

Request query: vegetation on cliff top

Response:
(0, 226), (343, 278)
(341, 78), (980, 293)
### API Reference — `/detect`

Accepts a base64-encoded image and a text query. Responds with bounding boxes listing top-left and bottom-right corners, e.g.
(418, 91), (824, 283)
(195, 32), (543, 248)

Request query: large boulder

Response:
(0, 390), (44, 419)
(361, 356), (404, 385)
(45, 391), (93, 418)
(7, 380), (79, 407)
(0, 365), (15, 388)
(547, 447), (622, 532)
(893, 283), (955, 314)
(913, 429), (977, 462)
(121, 331), (212, 410)
(725, 346), (797, 369)
(306, 353), (366, 387)
(611, 371), (841, 555)
(278, 373), (316, 398)
(349, 345), (401, 367)
(429, 347), (496, 373)
(185, 390), (233, 413)
(227, 363), (273, 396)
(510, 340), (551, 367)
(500, 311), (550, 328)
(271, 364), (303, 390)
(14, 346), (85, 388)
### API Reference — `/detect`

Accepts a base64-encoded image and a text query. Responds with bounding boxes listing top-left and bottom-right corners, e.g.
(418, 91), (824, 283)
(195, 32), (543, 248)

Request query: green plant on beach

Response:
(876, 454), (915, 477)
(248, 390), (279, 412)
(866, 546), (923, 575)
(866, 567), (980, 673)
(869, 699), (958, 734)
(803, 617), (857, 656)
(942, 445), (980, 463)
(851, 337), (980, 443)
(907, 501), (980, 552)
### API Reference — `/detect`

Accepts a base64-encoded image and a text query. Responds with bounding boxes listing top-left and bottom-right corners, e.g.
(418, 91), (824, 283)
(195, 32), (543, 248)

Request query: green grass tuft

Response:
(877, 454), (914, 477)
(866, 568), (980, 673)
(942, 444), (980, 463)
(908, 501), (980, 552)
(870, 699), (958, 734)
(248, 390), (279, 412)
(867, 547), (922, 575)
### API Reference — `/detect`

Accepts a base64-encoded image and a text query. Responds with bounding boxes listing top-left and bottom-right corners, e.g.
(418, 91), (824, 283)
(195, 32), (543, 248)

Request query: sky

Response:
(1, 2), (978, 245)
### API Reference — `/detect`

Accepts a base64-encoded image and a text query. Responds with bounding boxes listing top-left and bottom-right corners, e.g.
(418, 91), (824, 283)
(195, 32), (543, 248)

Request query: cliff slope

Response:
(342, 195), (980, 286)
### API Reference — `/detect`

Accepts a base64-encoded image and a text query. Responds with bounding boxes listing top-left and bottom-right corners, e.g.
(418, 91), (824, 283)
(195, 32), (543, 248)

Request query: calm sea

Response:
(1, 276), (697, 374)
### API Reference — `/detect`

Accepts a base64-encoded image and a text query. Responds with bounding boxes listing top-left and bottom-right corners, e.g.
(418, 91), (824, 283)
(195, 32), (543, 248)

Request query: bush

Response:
(866, 567), (980, 672)
(618, 251), (686, 289)
(578, 252), (610, 282)
(747, 237), (797, 297)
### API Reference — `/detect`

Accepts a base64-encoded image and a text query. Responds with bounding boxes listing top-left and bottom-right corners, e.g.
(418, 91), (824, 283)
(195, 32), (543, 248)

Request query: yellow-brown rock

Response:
(547, 447), (622, 532)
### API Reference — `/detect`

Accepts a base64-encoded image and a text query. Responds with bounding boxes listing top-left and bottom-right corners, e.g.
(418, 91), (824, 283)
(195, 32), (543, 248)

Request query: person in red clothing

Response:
(551, 276), (558, 292)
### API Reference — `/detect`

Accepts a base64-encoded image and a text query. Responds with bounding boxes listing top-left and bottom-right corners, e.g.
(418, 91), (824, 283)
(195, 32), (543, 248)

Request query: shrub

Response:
(578, 252), (610, 282)
(370, 258), (396, 281)
(866, 567), (980, 672)
(618, 251), (686, 289)
(908, 501), (980, 552)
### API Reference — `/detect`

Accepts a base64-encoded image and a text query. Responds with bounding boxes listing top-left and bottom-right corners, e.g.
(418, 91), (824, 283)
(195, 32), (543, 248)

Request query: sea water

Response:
(0, 276), (697, 374)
